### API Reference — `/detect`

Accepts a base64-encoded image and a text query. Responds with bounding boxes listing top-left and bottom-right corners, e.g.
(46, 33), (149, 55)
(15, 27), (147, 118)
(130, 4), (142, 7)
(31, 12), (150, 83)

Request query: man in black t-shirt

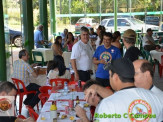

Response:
(122, 29), (142, 62)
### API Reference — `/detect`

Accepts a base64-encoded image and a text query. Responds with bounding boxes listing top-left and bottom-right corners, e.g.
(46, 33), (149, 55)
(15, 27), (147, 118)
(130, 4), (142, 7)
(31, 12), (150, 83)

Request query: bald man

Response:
(133, 59), (163, 99)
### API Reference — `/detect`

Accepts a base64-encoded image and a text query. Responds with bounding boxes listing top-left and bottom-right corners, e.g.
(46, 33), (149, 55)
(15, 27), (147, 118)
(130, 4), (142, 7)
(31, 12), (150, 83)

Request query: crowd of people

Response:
(0, 25), (162, 121)
(80, 58), (163, 122)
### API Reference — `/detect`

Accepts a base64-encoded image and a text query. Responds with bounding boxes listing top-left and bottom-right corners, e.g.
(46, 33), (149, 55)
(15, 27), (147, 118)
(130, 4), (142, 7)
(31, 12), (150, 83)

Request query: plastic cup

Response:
(68, 99), (74, 109)
(65, 106), (69, 114)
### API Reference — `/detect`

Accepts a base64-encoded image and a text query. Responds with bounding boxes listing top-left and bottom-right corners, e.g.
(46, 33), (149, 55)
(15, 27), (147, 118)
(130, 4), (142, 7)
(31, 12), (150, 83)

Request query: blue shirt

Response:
(60, 33), (66, 46)
(93, 45), (121, 79)
(34, 30), (44, 48)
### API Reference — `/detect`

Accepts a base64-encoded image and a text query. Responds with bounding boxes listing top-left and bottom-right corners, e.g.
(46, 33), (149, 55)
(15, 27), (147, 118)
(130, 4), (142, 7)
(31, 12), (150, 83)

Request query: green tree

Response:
(33, 0), (39, 9)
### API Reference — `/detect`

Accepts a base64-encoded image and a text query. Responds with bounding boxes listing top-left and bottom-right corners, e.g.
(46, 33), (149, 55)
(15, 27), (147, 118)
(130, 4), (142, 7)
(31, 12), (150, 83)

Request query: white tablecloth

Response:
(48, 92), (85, 101)
(62, 52), (71, 68)
(32, 48), (53, 62)
(150, 50), (163, 64)
(37, 92), (90, 122)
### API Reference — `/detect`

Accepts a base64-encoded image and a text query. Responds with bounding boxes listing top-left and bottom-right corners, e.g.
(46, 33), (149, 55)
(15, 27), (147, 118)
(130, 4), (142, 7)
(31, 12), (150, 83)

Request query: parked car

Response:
(159, 22), (163, 31)
(4, 25), (22, 47)
(144, 16), (160, 26)
(75, 18), (99, 32)
(100, 18), (159, 33)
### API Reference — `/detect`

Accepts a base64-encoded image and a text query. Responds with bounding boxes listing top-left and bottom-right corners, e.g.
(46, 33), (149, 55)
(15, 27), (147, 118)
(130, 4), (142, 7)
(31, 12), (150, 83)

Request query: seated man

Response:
(133, 59), (163, 100)
(143, 28), (159, 51)
(95, 58), (163, 122)
(0, 81), (34, 122)
(34, 25), (45, 48)
(12, 49), (40, 108)
(75, 80), (103, 122)
(34, 25), (52, 48)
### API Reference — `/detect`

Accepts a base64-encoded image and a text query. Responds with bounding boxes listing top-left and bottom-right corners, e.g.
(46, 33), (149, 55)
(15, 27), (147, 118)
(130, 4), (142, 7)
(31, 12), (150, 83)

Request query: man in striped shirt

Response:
(12, 49), (40, 108)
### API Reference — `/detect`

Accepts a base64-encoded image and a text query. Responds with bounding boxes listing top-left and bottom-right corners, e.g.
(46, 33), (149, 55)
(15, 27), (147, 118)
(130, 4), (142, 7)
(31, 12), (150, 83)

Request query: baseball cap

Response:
(104, 58), (135, 78)
(123, 29), (136, 39)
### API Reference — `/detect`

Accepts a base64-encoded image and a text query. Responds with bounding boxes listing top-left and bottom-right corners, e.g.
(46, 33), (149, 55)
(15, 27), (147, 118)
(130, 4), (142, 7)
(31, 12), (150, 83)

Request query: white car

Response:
(101, 18), (159, 33)
(75, 18), (99, 32)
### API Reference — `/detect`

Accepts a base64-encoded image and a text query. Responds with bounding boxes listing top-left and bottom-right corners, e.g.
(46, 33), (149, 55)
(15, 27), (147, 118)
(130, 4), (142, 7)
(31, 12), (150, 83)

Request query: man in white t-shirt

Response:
(133, 59), (163, 100)
(71, 26), (93, 82)
(95, 58), (163, 122)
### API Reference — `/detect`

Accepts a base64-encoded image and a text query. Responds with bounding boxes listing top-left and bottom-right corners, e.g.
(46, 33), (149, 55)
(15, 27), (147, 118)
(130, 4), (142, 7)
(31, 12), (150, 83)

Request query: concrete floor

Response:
(153, 66), (163, 91)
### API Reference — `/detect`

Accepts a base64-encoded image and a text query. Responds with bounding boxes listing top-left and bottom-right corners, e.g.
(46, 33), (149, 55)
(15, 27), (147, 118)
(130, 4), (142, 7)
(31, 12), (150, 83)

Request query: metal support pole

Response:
(161, 0), (162, 24)
(114, 0), (118, 31)
(69, 0), (72, 31)
(22, 0), (34, 64)
(129, 0), (132, 20)
(49, 0), (56, 35)
(100, 0), (101, 22)
(54, 0), (56, 34)
(39, 0), (48, 40)
(0, 0), (7, 81)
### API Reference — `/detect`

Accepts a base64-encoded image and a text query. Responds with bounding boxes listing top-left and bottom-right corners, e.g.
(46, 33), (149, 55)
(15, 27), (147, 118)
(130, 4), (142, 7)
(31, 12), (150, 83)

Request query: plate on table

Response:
(59, 113), (67, 119)
(84, 103), (89, 107)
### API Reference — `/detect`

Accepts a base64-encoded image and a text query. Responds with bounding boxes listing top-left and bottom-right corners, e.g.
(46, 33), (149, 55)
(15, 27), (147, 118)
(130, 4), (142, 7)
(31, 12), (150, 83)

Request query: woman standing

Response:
(95, 25), (105, 49)
(63, 32), (74, 52)
(52, 36), (63, 56)
(111, 31), (121, 49)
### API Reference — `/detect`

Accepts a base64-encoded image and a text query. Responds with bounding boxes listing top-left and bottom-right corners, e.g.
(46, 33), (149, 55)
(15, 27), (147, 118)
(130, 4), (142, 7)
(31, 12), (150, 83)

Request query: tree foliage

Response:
(5, 0), (163, 26)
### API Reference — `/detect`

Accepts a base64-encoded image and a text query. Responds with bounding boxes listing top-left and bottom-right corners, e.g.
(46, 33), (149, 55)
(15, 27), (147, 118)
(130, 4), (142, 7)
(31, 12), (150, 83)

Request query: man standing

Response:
(0, 81), (35, 122)
(93, 32), (121, 87)
(95, 58), (163, 122)
(12, 49), (40, 108)
(34, 24), (45, 48)
(71, 27), (93, 82)
(123, 29), (142, 62)
(133, 59), (163, 99)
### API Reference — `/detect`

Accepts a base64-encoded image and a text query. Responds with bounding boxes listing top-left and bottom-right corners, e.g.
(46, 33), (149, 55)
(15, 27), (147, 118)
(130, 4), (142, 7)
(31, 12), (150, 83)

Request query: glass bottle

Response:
(50, 101), (57, 121)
